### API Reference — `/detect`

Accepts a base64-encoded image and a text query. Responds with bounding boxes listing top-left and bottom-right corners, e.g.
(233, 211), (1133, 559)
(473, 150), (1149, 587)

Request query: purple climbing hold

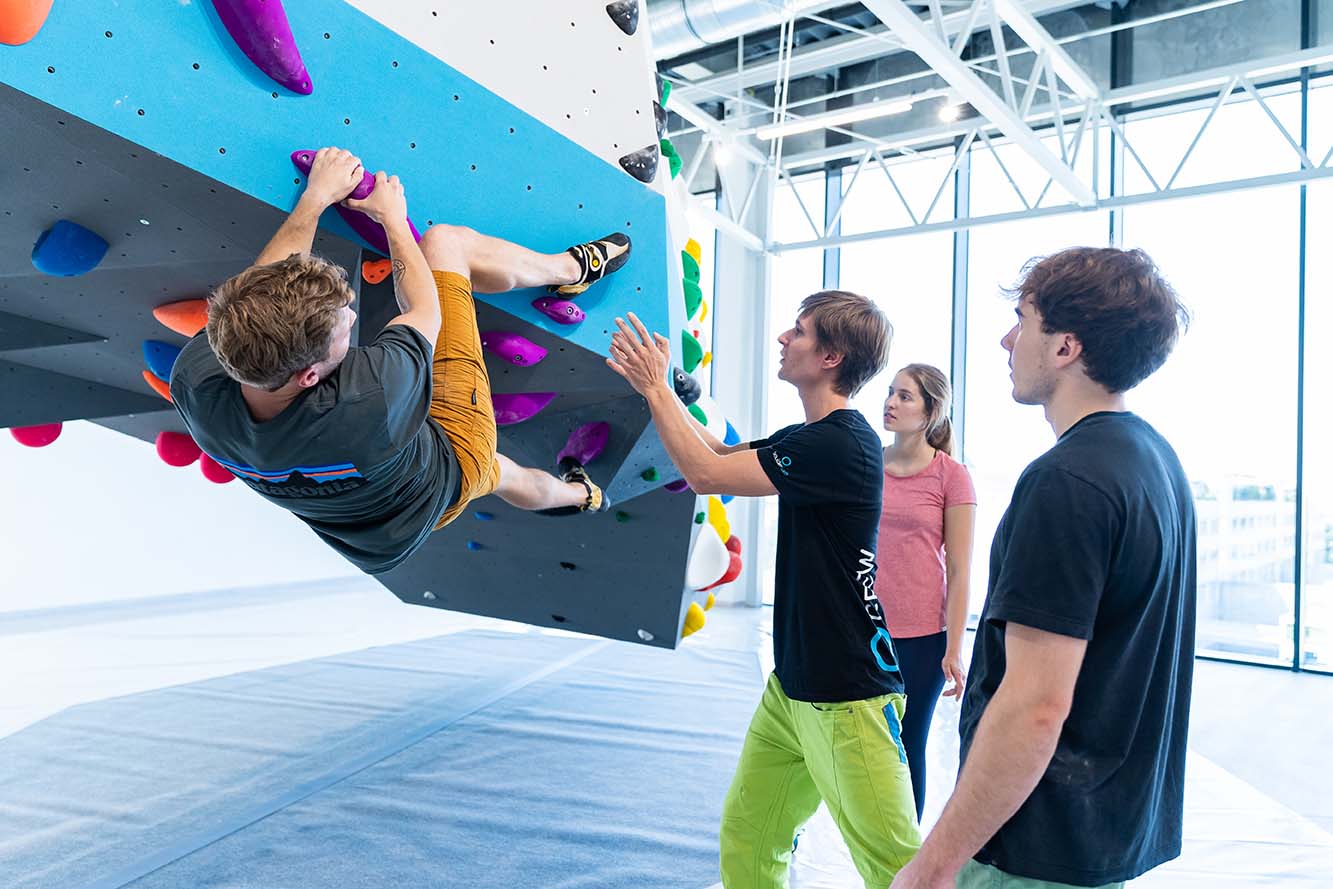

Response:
(558, 422), (610, 468)
(492, 392), (558, 426)
(531, 297), (585, 325)
(481, 331), (548, 367)
(290, 150), (422, 255)
(211, 0), (313, 95)
(664, 479), (691, 493)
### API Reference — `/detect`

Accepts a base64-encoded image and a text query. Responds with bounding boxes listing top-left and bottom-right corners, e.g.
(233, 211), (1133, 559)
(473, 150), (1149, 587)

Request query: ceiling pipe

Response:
(648, 0), (853, 59)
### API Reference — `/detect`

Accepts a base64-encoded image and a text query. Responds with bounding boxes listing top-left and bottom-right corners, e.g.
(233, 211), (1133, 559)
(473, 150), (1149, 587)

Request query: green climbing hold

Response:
(660, 78), (672, 108)
(659, 139), (682, 179)
(682, 330), (703, 373)
(615, 510), (632, 523)
(641, 467), (660, 482)
(683, 279), (703, 320)
(681, 250), (700, 283)
(687, 402), (708, 425)
(694, 511), (705, 524)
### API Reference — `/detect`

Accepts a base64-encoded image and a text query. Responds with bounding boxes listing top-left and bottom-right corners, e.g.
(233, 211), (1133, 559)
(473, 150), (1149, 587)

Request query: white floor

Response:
(2, 584), (1329, 888)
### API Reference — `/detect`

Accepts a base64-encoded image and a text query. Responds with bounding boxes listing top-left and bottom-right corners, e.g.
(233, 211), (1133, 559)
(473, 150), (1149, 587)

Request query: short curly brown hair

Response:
(207, 254), (352, 389)
(1009, 247), (1190, 393)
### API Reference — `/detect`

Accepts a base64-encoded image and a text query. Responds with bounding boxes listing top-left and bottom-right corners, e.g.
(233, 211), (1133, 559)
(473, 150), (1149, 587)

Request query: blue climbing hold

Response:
(142, 340), (183, 382)
(721, 494), (734, 505)
(466, 540), (484, 551)
(474, 511), (495, 521)
(723, 420), (741, 447)
(31, 221), (109, 277)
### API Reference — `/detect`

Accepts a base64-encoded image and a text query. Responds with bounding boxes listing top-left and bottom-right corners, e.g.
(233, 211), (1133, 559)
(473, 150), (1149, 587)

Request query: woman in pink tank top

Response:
(876, 363), (976, 821)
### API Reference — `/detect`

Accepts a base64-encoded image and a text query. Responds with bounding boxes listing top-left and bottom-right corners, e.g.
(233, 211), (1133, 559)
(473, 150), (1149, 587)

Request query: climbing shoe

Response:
(549, 232), (631, 296)
(537, 459), (610, 517)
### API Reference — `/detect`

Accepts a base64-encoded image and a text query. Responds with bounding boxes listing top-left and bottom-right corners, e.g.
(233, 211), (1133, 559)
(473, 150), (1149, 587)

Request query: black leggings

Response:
(896, 631), (947, 821)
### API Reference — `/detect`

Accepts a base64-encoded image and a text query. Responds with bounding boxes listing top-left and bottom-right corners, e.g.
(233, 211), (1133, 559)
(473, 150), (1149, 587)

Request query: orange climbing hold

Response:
(142, 370), (173, 403)
(153, 299), (209, 338)
(0, 0), (54, 46)
(362, 258), (392, 284)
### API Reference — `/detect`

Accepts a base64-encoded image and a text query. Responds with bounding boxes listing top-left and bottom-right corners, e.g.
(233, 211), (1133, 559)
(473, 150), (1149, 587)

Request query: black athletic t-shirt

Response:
(170, 323), (460, 574)
(959, 412), (1196, 886)
(752, 409), (904, 702)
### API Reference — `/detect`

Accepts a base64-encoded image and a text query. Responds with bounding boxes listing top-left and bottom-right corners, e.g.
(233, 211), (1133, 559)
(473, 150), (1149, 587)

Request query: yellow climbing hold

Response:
(699, 300), (708, 322)
(685, 238), (702, 264)
(682, 601), (707, 637)
(702, 350), (713, 367)
(705, 592), (716, 611)
(708, 495), (731, 542)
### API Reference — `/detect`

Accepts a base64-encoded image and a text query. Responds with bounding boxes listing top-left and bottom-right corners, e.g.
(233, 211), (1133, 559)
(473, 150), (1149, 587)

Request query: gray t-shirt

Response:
(170, 324), (459, 574)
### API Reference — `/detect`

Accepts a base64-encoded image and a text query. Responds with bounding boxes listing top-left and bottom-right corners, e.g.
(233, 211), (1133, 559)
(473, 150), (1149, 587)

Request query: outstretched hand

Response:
(303, 147), (364, 208)
(607, 312), (671, 396)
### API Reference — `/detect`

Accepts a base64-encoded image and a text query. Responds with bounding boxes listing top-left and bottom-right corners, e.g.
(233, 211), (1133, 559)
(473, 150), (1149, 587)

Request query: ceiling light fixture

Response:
(756, 98), (914, 141)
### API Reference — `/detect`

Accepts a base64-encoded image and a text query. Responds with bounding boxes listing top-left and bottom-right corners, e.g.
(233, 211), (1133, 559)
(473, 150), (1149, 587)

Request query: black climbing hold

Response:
(673, 367), (701, 406)
(653, 101), (667, 140)
(618, 143), (659, 183)
(655, 72), (666, 104)
(606, 0), (638, 35)
(559, 561), (577, 571)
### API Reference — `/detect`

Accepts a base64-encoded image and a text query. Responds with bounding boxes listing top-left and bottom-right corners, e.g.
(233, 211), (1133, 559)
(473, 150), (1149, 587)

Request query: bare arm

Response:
(609, 313), (775, 496)
(343, 174), (440, 345)
(942, 503), (977, 698)
(256, 147), (364, 266)
(684, 402), (748, 456)
(645, 387), (778, 496)
(890, 622), (1088, 888)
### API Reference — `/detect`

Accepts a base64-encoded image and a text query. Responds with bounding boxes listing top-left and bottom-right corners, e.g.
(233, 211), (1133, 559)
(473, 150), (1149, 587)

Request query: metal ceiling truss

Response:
(772, 66), (1333, 252)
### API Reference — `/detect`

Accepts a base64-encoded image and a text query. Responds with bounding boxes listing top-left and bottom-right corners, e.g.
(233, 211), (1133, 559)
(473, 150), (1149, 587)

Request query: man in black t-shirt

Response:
(171, 147), (629, 574)
(891, 247), (1195, 889)
(608, 293), (921, 887)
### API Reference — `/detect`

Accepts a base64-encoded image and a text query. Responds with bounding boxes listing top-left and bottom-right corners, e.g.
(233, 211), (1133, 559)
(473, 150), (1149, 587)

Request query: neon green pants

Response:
(719, 672), (922, 888)
(957, 859), (1125, 889)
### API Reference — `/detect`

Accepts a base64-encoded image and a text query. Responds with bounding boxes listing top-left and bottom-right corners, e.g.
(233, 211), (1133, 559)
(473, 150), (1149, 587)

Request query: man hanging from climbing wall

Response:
(607, 296), (920, 888)
(170, 147), (630, 574)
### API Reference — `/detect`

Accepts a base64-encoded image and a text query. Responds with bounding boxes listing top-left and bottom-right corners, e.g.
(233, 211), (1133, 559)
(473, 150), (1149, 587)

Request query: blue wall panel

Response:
(0, 0), (669, 352)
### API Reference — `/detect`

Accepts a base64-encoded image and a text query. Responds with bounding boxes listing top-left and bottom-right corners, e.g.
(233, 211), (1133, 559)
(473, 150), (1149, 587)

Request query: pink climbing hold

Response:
(531, 297), (585, 325)
(481, 331), (548, 367)
(211, 0), (313, 95)
(9, 423), (62, 448)
(290, 150), (422, 255)
(155, 431), (202, 467)
(558, 422), (610, 467)
(199, 453), (235, 484)
(492, 392), (558, 426)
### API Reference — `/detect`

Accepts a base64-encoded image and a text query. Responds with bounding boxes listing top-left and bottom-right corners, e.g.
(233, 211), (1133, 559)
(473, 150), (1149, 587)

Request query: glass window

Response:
(761, 173), (827, 603)
(1119, 101), (1301, 666)
(837, 155), (956, 446)
(1299, 80), (1333, 672)
(963, 210), (1112, 620)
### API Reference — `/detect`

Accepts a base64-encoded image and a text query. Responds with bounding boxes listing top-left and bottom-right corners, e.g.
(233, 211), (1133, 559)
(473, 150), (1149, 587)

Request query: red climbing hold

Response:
(155, 431), (201, 467)
(361, 258), (392, 284)
(153, 299), (209, 338)
(701, 551), (743, 591)
(199, 453), (235, 484)
(725, 534), (742, 555)
(9, 423), (62, 447)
